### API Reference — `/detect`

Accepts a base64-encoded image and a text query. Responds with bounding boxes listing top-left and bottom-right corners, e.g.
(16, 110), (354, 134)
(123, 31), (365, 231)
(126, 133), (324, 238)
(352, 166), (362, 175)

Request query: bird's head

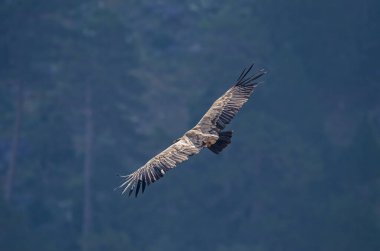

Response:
(173, 138), (181, 144)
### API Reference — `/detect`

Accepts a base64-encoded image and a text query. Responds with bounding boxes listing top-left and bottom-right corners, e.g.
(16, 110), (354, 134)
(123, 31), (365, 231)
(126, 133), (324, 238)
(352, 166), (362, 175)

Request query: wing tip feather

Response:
(236, 64), (266, 87)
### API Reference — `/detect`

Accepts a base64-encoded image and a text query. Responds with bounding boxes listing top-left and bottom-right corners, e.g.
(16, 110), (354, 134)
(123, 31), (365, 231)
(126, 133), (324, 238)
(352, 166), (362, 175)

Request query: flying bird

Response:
(118, 64), (266, 197)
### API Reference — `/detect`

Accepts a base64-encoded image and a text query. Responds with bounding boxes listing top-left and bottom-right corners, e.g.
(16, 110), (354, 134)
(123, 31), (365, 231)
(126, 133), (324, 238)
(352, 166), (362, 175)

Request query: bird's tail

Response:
(208, 131), (233, 154)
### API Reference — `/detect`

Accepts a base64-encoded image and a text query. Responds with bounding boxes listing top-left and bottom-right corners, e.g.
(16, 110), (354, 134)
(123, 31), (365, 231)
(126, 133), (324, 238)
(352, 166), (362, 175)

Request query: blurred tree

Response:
(82, 84), (93, 251)
(3, 81), (23, 203)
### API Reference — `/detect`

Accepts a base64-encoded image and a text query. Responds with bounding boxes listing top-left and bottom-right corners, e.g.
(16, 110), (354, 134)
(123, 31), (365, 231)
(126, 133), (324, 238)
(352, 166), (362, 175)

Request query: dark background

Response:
(1, 1), (379, 251)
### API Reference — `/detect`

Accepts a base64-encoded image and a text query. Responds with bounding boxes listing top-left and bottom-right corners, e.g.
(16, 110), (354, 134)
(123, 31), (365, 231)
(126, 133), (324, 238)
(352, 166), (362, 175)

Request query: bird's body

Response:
(119, 64), (265, 197)
(185, 129), (219, 147)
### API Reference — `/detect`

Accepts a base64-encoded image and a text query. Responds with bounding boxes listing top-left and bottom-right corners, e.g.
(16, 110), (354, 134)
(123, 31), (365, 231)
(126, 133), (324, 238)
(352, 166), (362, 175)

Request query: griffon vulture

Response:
(118, 64), (266, 197)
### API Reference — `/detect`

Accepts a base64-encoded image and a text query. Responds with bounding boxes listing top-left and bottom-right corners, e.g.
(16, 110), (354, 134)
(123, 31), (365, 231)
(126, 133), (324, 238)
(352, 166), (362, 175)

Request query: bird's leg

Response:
(202, 133), (219, 147)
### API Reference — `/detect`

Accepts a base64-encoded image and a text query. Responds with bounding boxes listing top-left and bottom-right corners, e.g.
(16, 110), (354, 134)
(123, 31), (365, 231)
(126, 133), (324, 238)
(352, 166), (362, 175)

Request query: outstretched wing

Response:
(196, 64), (266, 133)
(118, 136), (201, 197)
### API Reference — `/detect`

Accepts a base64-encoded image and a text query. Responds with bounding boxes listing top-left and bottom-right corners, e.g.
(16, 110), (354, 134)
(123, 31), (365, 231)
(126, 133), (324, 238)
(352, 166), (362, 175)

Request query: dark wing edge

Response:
(117, 138), (201, 197)
(197, 64), (266, 132)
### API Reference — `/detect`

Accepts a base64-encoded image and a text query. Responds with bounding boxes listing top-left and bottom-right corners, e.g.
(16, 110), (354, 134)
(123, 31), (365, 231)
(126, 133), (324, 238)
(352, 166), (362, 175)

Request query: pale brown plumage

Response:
(119, 64), (265, 197)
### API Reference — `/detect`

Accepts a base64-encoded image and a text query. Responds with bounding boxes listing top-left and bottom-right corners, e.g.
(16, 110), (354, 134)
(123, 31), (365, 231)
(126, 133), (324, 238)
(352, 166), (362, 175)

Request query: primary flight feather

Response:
(118, 64), (266, 197)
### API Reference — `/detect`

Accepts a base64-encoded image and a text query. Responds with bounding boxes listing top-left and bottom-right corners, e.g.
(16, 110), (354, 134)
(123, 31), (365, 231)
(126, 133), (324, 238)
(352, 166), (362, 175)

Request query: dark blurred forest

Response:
(1, 0), (379, 250)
